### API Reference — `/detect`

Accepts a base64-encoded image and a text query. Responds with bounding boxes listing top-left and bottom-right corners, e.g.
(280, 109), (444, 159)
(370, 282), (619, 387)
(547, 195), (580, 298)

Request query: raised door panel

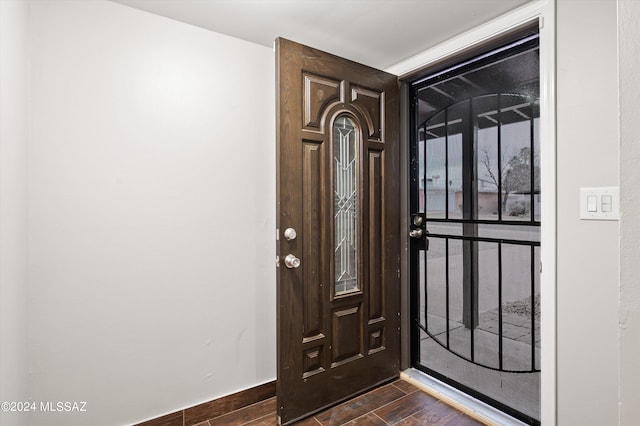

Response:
(302, 142), (325, 341)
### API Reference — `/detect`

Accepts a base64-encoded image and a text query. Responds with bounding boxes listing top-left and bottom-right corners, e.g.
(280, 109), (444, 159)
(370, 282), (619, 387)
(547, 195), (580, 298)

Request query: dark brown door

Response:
(276, 38), (400, 425)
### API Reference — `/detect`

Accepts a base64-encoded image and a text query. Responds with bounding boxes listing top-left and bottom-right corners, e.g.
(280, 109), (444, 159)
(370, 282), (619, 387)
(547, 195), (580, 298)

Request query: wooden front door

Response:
(276, 38), (400, 425)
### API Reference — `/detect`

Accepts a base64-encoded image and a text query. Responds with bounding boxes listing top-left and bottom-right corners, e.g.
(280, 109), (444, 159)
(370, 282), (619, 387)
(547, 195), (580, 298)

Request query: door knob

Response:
(409, 229), (423, 238)
(284, 254), (301, 269)
(284, 228), (297, 241)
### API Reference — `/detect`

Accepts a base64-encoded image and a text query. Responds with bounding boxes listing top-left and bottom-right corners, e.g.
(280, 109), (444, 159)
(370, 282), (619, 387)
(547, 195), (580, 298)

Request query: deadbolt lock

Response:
(284, 228), (297, 241)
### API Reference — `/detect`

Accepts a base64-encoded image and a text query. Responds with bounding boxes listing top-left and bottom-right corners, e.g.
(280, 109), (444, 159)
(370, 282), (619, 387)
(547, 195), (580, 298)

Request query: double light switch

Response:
(580, 187), (619, 220)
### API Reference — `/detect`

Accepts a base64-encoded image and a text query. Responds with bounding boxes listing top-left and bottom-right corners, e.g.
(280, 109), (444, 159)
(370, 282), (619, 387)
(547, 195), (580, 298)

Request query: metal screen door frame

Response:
(407, 27), (542, 426)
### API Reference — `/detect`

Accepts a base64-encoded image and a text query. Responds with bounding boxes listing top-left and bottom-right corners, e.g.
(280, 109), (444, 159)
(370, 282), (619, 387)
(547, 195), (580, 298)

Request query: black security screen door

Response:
(409, 30), (541, 425)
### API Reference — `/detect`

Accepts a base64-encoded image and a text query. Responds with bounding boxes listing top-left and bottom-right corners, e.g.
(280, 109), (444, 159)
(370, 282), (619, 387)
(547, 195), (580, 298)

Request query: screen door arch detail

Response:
(276, 38), (400, 425)
(417, 93), (540, 374)
(409, 30), (541, 425)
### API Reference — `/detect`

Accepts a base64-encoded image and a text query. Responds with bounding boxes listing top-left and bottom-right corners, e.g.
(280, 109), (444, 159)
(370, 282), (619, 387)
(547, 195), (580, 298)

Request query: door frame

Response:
(388, 1), (556, 425)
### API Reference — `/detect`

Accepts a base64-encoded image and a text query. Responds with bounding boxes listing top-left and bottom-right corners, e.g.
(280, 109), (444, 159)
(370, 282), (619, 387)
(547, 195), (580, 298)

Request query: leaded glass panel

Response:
(334, 116), (359, 295)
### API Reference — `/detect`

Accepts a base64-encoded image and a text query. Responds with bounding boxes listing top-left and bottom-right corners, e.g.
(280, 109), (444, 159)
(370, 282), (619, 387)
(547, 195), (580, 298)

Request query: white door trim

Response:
(387, 1), (556, 425)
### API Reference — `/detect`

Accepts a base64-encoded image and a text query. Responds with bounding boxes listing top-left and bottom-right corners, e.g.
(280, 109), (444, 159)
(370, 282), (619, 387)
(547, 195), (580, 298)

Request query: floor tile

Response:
(341, 412), (388, 425)
(209, 398), (276, 426)
(314, 383), (406, 425)
(242, 413), (278, 425)
(294, 416), (323, 425)
(391, 380), (418, 395)
(373, 389), (440, 424)
(392, 415), (425, 426)
(192, 381), (486, 426)
(440, 412), (484, 426)
(409, 402), (461, 425)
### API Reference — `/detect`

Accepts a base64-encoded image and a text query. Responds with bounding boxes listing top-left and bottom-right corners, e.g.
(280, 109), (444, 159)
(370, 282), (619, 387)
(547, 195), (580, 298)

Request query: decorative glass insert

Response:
(334, 116), (359, 295)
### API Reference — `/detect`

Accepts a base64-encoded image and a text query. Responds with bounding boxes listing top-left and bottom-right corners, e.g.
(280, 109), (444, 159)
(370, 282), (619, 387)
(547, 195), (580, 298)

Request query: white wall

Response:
(556, 0), (620, 425)
(0, 1), (30, 425)
(619, 0), (640, 424)
(27, 1), (275, 425)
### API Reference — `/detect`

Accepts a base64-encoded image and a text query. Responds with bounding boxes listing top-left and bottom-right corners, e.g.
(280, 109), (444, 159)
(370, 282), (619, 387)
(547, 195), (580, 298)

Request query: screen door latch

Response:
(409, 229), (423, 238)
(409, 213), (429, 250)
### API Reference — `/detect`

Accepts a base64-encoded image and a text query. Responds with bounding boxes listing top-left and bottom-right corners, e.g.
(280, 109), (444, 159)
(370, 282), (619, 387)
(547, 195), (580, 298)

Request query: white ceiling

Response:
(111, 0), (534, 70)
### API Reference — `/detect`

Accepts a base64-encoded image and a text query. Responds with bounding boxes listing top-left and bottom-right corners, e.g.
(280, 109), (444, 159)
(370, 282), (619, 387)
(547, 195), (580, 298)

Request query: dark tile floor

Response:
(195, 380), (485, 426)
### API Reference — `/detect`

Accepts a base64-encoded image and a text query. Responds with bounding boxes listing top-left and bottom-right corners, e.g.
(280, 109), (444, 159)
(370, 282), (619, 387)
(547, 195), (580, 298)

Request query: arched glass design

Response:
(333, 116), (359, 295)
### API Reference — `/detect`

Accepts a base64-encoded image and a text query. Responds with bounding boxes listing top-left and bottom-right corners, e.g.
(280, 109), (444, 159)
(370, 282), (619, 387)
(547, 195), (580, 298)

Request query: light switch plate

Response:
(580, 187), (619, 220)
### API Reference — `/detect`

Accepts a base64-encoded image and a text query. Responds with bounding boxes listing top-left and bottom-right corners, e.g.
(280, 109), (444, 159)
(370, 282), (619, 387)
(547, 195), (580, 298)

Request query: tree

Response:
(479, 146), (539, 214)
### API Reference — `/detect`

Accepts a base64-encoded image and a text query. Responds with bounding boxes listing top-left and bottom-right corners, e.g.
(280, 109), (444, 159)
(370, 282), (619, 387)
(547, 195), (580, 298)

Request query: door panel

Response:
(276, 38), (400, 425)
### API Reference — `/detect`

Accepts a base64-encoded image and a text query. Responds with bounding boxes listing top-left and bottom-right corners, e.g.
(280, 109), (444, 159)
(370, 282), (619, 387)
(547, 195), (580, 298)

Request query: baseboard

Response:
(134, 380), (276, 426)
